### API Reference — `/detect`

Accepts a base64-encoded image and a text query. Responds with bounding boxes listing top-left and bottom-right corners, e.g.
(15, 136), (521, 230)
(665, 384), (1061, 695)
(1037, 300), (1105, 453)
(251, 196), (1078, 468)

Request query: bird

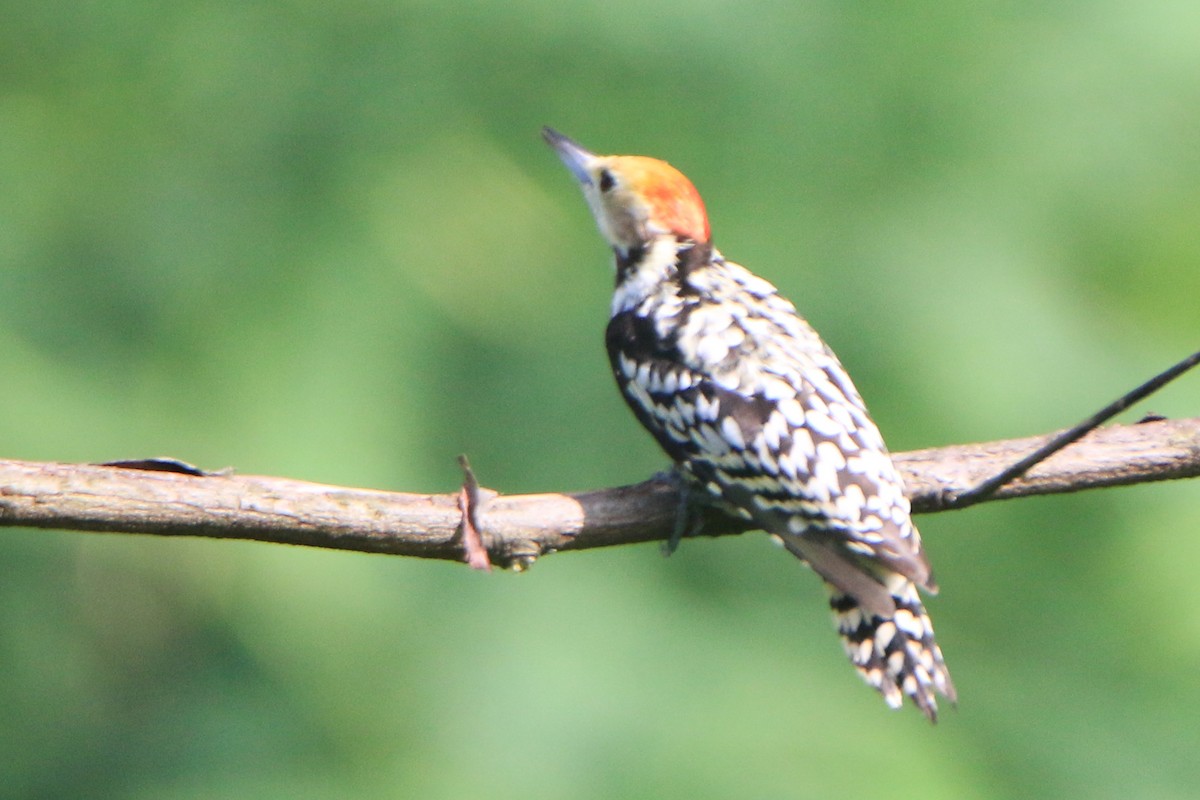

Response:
(543, 126), (955, 721)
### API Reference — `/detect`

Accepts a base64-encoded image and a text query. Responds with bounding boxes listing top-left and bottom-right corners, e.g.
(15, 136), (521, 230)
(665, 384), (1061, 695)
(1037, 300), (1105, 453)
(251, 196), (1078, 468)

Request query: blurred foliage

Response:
(2, 1), (1199, 798)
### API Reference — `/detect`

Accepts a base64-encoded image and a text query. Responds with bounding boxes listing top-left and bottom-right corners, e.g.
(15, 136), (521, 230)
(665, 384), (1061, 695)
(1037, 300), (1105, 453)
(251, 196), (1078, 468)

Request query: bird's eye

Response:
(598, 169), (616, 192)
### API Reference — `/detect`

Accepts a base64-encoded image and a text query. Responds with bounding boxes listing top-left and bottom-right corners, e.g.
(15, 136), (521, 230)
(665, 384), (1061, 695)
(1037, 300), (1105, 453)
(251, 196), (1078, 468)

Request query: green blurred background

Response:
(2, 2), (1199, 798)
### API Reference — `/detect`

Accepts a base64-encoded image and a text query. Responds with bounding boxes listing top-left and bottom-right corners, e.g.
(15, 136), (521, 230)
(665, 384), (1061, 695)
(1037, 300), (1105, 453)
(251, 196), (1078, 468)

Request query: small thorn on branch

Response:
(97, 457), (222, 477)
(456, 455), (492, 572)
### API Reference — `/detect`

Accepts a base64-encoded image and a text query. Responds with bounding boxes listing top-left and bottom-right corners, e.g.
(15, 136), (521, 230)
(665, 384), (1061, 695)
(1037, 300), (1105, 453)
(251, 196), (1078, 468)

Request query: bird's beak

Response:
(542, 126), (597, 187)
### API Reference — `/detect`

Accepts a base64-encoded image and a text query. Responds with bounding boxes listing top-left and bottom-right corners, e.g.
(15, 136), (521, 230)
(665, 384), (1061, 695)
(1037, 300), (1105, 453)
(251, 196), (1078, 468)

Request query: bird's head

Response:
(543, 127), (710, 255)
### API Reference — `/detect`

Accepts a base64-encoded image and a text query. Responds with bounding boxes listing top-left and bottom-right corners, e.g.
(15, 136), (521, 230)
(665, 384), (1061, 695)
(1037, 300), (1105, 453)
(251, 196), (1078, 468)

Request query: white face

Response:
(579, 165), (654, 253)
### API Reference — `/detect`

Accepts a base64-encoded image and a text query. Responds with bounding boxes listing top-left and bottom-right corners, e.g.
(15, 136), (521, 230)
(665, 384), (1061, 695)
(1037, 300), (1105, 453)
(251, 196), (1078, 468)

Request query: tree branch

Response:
(1, 417), (1198, 569)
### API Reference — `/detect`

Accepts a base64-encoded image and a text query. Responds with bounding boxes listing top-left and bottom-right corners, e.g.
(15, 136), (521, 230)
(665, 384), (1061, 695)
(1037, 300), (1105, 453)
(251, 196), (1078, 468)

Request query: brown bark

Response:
(1, 418), (1197, 570)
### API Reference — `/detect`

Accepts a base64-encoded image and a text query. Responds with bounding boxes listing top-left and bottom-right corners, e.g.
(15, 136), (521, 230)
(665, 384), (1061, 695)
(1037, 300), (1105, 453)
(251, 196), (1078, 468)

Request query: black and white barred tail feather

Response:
(822, 574), (955, 720)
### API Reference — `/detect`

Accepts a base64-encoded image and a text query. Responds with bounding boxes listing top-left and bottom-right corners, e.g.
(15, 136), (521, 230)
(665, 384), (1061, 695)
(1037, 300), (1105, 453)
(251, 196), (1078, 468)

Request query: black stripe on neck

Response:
(614, 244), (647, 281)
(614, 238), (713, 285)
(675, 240), (713, 280)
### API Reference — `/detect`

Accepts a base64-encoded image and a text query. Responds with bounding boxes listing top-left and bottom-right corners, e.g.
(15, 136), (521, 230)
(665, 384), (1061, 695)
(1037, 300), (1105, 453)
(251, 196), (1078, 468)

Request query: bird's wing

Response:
(606, 260), (936, 600)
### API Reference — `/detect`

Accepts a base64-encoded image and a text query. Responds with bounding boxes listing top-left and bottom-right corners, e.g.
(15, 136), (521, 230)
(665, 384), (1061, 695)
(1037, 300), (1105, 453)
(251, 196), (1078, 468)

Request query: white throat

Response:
(610, 235), (684, 317)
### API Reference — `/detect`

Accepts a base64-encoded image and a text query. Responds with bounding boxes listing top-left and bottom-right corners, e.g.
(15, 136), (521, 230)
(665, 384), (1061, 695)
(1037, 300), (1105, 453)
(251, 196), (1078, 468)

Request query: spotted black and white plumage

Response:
(544, 127), (955, 720)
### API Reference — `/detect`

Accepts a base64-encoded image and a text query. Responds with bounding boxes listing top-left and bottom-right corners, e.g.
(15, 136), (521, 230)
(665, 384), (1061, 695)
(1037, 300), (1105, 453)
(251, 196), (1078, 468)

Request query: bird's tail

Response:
(826, 574), (956, 722)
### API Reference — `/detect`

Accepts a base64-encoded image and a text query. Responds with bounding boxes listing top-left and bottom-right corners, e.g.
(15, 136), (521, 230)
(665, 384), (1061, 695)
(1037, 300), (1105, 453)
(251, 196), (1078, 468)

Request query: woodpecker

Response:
(543, 127), (955, 721)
